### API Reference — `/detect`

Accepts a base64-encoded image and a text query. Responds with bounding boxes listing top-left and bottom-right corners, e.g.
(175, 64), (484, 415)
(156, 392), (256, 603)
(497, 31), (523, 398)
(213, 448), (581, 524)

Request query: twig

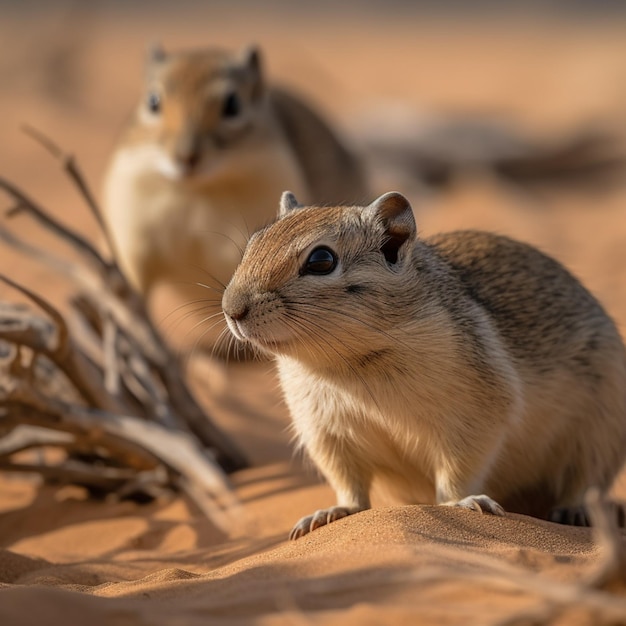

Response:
(0, 458), (162, 495)
(102, 312), (120, 396)
(0, 424), (73, 457)
(0, 284), (125, 412)
(1, 405), (237, 530)
(0, 175), (108, 271)
(20, 124), (122, 267)
(0, 273), (68, 354)
(0, 220), (78, 283)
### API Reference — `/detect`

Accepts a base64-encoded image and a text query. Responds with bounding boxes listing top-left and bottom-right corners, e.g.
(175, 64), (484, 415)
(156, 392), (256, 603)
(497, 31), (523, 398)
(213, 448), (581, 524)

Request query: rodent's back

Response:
(425, 230), (626, 512)
(426, 231), (621, 366)
(270, 87), (369, 204)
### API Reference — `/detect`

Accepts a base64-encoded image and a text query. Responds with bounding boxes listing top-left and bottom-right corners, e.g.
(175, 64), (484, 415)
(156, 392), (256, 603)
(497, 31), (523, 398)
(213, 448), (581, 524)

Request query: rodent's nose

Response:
(228, 305), (249, 321)
(177, 150), (200, 171)
(222, 289), (250, 321)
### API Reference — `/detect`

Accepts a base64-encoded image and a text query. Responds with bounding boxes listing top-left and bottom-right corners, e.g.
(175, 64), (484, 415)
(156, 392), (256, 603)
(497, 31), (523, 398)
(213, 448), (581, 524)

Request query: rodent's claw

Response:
(444, 494), (506, 516)
(289, 506), (357, 540)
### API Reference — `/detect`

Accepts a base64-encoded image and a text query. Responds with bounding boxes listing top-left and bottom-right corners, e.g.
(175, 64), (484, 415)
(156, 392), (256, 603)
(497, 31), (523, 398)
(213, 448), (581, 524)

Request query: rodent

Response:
(102, 45), (368, 353)
(222, 190), (626, 539)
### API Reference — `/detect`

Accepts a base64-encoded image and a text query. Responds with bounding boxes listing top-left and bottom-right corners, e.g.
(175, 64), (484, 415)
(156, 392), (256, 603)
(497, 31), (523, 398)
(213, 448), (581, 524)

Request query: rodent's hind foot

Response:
(548, 505), (590, 527)
(289, 506), (361, 540)
(443, 494), (505, 516)
(549, 501), (626, 528)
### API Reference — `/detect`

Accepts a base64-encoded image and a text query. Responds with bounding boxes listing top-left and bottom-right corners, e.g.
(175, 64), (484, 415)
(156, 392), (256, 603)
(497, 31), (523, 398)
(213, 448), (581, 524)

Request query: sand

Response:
(2, 4), (626, 624)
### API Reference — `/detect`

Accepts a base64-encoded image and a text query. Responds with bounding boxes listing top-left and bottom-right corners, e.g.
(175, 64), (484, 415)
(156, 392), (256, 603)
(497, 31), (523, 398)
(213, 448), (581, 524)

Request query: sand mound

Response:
(0, 493), (614, 625)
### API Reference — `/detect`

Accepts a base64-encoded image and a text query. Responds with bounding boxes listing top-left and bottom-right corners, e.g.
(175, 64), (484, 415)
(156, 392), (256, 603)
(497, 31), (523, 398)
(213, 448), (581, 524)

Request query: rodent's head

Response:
(222, 191), (417, 363)
(134, 44), (267, 182)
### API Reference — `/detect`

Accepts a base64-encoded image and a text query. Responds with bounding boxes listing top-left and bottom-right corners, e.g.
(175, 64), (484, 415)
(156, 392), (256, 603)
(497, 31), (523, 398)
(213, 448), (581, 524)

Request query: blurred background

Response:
(2, 0), (626, 338)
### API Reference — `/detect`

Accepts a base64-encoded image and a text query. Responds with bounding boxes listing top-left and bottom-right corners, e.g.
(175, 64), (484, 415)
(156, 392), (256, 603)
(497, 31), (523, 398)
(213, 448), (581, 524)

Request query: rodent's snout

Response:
(175, 148), (201, 174)
(222, 288), (250, 322)
(222, 286), (284, 348)
(221, 287), (251, 342)
(227, 304), (249, 321)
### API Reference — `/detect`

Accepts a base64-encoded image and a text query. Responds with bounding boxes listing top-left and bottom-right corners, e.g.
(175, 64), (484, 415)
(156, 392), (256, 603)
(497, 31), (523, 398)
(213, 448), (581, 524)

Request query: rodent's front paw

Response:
(443, 494), (505, 516)
(289, 506), (359, 540)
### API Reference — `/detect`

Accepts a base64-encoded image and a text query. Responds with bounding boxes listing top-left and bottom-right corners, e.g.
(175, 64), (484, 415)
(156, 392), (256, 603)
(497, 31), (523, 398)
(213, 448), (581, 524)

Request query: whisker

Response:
(239, 214), (253, 242)
(160, 297), (222, 324)
(159, 302), (223, 337)
(167, 274), (226, 294)
(163, 263), (226, 294)
(182, 264), (228, 292)
(195, 281), (227, 296)
(280, 315), (318, 364)
(211, 321), (263, 364)
(288, 312), (382, 413)
(211, 325), (235, 362)
(184, 310), (227, 344)
(189, 311), (226, 334)
(185, 220), (248, 254)
(186, 314), (229, 364)
(285, 310), (384, 416)
(289, 298), (409, 350)
(194, 228), (246, 259)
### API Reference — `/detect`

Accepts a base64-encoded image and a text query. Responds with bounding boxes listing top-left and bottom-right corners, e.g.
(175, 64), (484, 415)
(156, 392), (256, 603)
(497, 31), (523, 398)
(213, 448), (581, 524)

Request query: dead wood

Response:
(0, 130), (246, 530)
(360, 116), (626, 193)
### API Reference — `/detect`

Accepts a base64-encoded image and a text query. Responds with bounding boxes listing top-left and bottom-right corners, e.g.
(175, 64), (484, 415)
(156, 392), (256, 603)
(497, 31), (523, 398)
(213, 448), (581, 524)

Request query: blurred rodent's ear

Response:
(241, 45), (264, 101)
(365, 192), (416, 264)
(279, 191), (302, 218)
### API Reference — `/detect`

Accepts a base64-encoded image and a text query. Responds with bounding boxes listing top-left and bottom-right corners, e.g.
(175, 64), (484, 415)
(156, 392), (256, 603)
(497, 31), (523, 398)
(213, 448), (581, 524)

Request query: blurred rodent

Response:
(102, 45), (368, 355)
(223, 190), (626, 538)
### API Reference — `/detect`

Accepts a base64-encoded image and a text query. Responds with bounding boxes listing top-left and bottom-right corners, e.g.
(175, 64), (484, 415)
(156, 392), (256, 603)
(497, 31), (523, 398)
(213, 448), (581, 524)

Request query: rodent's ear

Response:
(366, 192), (416, 265)
(279, 191), (302, 218)
(241, 45), (264, 102)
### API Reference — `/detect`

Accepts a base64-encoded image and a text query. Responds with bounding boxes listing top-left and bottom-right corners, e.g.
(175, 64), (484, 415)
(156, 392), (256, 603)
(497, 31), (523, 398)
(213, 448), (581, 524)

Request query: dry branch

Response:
(0, 131), (247, 530)
(0, 425), (74, 457)
(359, 116), (626, 193)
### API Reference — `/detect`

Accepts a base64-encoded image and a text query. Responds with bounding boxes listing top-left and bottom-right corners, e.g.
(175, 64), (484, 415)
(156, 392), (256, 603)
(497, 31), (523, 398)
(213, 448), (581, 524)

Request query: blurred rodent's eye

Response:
(222, 92), (241, 118)
(301, 246), (338, 276)
(146, 92), (161, 114)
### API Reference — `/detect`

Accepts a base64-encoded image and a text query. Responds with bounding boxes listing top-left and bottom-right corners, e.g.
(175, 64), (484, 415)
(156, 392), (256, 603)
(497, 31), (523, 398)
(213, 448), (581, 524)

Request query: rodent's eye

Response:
(146, 92), (161, 114)
(222, 92), (241, 118)
(301, 246), (338, 276)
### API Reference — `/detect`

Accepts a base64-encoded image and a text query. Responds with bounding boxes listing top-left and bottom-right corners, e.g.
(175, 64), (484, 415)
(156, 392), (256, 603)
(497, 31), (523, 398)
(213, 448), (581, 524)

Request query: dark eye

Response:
(222, 92), (241, 118)
(301, 246), (338, 276)
(146, 92), (161, 114)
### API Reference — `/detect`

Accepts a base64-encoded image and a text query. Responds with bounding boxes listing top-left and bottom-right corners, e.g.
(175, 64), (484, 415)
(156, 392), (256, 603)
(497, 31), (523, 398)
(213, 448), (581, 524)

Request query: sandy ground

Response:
(2, 3), (626, 624)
